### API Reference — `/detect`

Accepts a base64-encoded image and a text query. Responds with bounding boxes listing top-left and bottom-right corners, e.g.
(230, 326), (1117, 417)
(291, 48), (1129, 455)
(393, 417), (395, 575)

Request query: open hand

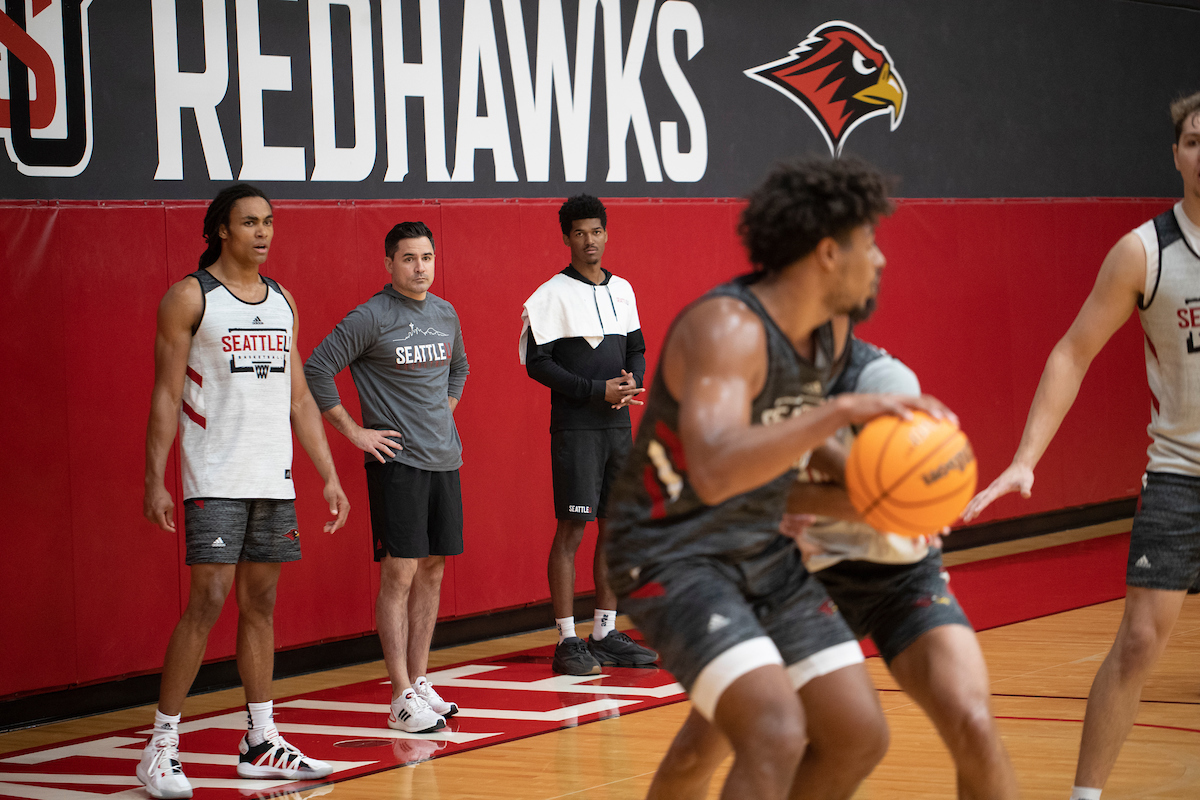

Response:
(961, 463), (1034, 522)
(836, 392), (959, 428)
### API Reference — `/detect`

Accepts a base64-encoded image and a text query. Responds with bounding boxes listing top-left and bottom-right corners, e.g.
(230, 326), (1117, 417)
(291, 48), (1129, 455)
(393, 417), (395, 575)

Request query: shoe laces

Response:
(149, 735), (183, 772)
(256, 730), (309, 769)
(409, 692), (435, 713)
(417, 681), (446, 705)
(605, 630), (634, 644)
(565, 638), (591, 655)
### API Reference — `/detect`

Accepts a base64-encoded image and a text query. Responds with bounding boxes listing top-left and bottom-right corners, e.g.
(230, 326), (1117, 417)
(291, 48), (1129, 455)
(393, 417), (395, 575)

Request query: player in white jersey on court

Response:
(964, 92), (1200, 800)
(139, 184), (350, 799)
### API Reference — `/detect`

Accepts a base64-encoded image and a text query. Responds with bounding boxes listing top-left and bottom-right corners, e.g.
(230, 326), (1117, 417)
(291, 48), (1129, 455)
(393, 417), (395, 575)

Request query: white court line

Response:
(158, 712), (499, 744)
(281, 697), (638, 721)
(0, 735), (370, 771)
(425, 663), (684, 698)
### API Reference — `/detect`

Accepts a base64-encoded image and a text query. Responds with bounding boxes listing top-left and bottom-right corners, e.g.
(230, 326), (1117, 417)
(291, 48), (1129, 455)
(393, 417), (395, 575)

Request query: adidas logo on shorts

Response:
(1135, 555), (1152, 568)
(212, 537), (226, 548)
(707, 613), (730, 633)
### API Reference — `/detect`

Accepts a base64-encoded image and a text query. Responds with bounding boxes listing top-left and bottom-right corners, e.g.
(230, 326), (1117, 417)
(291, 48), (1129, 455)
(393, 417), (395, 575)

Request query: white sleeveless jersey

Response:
(1136, 203), (1200, 476)
(180, 270), (295, 500)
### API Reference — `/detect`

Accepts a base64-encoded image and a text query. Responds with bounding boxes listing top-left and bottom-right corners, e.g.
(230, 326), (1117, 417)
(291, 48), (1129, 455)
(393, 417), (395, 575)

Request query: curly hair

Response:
(558, 194), (607, 235)
(199, 184), (271, 270)
(1171, 91), (1200, 143)
(385, 221), (435, 258)
(739, 157), (893, 275)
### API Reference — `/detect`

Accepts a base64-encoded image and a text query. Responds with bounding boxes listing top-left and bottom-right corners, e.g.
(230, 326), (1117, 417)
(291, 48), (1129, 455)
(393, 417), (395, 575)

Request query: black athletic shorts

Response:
(183, 498), (300, 565)
(621, 540), (860, 720)
(551, 428), (632, 521)
(366, 462), (464, 560)
(1127, 471), (1200, 591)
(814, 549), (971, 664)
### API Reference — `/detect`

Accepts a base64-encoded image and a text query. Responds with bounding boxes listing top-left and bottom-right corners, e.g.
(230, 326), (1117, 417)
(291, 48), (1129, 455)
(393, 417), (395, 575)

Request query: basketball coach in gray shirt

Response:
(305, 221), (468, 734)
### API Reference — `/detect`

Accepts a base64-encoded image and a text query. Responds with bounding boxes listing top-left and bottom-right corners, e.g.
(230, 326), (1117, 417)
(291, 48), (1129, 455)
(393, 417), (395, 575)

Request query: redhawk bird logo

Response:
(745, 21), (907, 157)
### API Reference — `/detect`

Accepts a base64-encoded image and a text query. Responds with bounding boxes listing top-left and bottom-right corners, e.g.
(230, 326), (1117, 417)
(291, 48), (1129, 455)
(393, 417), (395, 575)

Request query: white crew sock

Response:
(150, 709), (181, 745)
(246, 700), (275, 746)
(556, 617), (576, 642)
(1070, 788), (1102, 800)
(593, 609), (617, 641)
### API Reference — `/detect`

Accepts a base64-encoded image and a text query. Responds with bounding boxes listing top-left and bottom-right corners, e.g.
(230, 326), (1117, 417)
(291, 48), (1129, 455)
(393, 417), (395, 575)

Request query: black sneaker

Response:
(589, 630), (659, 667)
(552, 636), (601, 675)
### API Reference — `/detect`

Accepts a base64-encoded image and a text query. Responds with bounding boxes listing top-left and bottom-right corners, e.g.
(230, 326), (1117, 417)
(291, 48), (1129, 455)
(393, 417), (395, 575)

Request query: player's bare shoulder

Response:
(663, 295), (768, 396)
(1101, 230), (1149, 301)
(158, 272), (204, 332)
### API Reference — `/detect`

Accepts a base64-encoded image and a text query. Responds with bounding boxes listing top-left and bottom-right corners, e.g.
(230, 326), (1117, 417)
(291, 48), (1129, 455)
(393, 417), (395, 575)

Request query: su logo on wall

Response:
(745, 20), (906, 157)
(0, 0), (94, 176)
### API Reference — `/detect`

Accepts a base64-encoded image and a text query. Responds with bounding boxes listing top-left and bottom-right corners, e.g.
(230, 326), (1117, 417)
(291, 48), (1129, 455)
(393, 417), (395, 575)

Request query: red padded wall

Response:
(0, 205), (77, 695)
(60, 206), (182, 684)
(0, 196), (1168, 698)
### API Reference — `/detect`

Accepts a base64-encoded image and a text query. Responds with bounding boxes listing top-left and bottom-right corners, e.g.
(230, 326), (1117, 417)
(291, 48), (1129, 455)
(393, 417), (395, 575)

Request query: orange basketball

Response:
(844, 411), (977, 538)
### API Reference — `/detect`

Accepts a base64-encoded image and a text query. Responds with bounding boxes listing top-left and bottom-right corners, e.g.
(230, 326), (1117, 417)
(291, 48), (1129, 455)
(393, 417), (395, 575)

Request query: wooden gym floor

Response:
(5, 519), (1200, 799)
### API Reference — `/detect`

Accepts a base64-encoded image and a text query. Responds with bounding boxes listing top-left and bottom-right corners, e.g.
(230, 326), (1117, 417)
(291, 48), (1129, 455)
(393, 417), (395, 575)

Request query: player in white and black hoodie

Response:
(520, 194), (659, 675)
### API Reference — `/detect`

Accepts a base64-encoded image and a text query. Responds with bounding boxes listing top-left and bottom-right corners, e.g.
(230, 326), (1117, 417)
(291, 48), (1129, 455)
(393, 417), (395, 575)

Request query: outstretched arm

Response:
(283, 287), (350, 533)
(963, 233), (1146, 520)
(667, 297), (951, 506)
(144, 279), (203, 532)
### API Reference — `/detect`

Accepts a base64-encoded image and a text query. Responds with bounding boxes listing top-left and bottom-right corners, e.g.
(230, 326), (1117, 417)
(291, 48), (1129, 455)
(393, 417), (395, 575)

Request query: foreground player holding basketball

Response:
(964, 92), (1200, 800)
(140, 184), (349, 799)
(606, 157), (951, 799)
(649, 318), (1018, 800)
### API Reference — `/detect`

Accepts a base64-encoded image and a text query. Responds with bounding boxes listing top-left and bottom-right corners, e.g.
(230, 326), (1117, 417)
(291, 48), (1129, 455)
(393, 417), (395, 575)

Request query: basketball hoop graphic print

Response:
(225, 328), (289, 379)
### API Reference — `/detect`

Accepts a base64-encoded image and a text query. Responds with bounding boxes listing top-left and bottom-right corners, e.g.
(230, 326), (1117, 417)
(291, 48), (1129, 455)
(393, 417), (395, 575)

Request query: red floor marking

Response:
(995, 716), (1200, 735)
(0, 535), (1137, 798)
(0, 638), (684, 799)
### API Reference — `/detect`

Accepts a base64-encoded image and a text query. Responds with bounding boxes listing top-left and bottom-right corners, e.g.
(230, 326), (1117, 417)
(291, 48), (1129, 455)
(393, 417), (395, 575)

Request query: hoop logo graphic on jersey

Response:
(0, 0), (95, 176)
(222, 327), (289, 379)
(744, 21), (906, 157)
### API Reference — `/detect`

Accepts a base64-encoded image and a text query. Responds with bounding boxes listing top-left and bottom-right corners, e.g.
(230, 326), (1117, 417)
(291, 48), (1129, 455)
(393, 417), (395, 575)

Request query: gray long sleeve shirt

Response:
(305, 285), (469, 471)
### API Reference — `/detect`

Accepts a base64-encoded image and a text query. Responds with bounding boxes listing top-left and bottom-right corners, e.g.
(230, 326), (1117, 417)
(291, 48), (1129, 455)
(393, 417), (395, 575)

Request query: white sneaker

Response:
(237, 727), (333, 780)
(413, 676), (458, 718)
(136, 733), (193, 799)
(387, 689), (446, 733)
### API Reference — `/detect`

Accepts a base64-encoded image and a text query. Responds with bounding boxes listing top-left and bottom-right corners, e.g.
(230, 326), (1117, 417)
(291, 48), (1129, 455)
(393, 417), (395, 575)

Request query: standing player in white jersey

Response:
(139, 184), (350, 799)
(964, 92), (1200, 800)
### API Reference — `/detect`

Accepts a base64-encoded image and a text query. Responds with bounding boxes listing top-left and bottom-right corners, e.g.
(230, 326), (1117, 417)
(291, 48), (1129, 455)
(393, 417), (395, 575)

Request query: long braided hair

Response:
(198, 184), (272, 270)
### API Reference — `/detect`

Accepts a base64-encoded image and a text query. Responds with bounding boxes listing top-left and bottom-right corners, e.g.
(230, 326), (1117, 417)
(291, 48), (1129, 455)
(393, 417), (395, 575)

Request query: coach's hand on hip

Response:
(351, 425), (404, 463)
